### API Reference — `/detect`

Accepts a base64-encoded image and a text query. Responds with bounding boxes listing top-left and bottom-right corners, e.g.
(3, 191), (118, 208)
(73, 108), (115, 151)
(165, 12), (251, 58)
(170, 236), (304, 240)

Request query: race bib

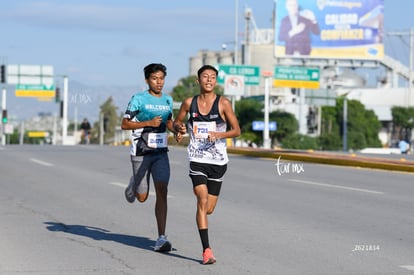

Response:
(147, 133), (168, 148)
(193, 121), (216, 139)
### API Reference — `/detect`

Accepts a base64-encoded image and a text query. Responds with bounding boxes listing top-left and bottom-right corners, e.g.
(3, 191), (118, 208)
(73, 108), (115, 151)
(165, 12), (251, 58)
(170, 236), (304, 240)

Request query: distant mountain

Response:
(63, 80), (137, 123)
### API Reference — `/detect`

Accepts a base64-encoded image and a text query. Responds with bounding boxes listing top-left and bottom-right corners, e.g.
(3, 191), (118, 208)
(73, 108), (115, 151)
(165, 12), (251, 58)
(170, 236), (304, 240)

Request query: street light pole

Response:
(62, 75), (68, 145)
(410, 27), (413, 106)
(343, 96), (348, 152)
(263, 71), (273, 149)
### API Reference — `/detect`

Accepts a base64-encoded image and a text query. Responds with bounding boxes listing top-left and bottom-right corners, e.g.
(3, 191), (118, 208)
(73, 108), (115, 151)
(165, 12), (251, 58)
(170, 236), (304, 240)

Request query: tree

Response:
(234, 99), (299, 147)
(320, 98), (381, 150)
(282, 133), (318, 150)
(95, 96), (118, 144)
(318, 133), (342, 150)
(170, 75), (223, 102)
(391, 106), (414, 141)
(319, 105), (341, 150)
(339, 99), (381, 150)
(270, 110), (298, 145)
(233, 98), (263, 144)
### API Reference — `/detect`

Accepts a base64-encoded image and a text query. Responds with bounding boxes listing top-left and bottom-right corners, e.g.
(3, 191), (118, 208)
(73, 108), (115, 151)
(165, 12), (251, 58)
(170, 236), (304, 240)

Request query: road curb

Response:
(228, 147), (414, 173)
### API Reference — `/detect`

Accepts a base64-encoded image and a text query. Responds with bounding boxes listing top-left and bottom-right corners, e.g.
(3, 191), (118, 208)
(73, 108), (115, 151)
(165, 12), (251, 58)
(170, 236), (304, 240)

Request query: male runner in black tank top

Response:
(173, 65), (240, 265)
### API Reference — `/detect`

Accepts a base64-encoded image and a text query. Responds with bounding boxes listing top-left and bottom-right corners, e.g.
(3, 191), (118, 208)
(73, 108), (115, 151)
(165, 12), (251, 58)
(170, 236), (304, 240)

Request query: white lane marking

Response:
(30, 158), (54, 167)
(400, 265), (414, 271)
(288, 179), (384, 195)
(109, 182), (173, 198)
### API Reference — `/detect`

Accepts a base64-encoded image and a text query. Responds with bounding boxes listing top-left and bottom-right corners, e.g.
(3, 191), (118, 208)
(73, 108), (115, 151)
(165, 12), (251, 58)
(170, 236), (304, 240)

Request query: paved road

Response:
(1, 145), (414, 274)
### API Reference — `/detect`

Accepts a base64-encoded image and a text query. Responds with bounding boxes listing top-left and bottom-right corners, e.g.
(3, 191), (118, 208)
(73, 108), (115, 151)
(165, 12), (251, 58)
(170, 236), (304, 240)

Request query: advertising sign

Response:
(274, 0), (384, 60)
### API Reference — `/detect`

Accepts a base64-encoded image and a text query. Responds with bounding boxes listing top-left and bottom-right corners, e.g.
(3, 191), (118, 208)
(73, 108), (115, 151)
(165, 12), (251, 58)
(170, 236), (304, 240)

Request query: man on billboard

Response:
(278, 0), (320, 56)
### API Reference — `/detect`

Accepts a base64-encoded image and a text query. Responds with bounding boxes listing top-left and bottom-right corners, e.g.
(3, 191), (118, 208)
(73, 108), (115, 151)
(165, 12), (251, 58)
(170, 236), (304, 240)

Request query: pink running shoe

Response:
(202, 248), (216, 265)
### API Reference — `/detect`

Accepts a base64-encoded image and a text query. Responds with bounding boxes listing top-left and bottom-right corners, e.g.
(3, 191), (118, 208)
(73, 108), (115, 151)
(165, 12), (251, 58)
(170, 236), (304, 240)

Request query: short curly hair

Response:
(144, 63), (167, 79)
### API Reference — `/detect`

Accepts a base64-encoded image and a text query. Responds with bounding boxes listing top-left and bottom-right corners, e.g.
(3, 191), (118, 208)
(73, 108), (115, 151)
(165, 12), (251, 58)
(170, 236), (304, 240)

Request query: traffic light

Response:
(59, 101), (64, 118)
(1, 65), (5, 83)
(2, 109), (8, 124)
(103, 116), (109, 132)
(55, 87), (60, 103)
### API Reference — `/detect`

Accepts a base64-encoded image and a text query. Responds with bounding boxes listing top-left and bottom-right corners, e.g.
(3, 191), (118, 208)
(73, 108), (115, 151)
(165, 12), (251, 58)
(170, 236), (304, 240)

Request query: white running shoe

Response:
(154, 235), (171, 252)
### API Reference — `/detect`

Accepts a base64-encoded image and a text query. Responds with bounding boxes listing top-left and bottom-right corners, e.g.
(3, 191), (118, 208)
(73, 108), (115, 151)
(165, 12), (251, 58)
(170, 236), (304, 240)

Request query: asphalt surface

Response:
(1, 145), (414, 274)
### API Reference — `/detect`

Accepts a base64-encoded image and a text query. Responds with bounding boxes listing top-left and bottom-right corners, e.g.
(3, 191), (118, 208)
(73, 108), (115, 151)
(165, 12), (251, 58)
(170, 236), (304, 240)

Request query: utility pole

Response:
(410, 27), (413, 106)
(234, 0), (239, 64)
(343, 96), (348, 152)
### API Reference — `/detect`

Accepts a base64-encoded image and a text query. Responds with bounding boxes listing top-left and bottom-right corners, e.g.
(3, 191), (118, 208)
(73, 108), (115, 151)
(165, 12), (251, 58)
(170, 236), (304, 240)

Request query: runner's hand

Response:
(148, 116), (162, 127)
(175, 132), (183, 143)
(175, 123), (187, 135)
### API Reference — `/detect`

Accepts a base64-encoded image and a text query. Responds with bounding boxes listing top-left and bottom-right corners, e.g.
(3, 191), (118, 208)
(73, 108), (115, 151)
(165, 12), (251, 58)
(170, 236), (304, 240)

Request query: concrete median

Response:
(228, 147), (414, 173)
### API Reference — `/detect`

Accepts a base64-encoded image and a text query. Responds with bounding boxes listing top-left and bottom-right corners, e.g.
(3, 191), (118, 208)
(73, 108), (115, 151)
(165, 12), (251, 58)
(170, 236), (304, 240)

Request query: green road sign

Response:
(15, 84), (55, 98)
(217, 65), (260, 86)
(274, 66), (320, 89)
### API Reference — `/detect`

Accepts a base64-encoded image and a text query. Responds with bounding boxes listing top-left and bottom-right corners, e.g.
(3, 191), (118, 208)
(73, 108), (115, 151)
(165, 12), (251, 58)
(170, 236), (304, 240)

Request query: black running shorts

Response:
(189, 161), (227, 196)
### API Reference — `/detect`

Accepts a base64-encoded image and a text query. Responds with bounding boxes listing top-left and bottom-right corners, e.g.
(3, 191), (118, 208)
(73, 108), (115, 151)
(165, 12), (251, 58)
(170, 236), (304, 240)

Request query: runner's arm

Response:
(213, 97), (241, 140)
(121, 116), (162, 130)
(173, 98), (191, 134)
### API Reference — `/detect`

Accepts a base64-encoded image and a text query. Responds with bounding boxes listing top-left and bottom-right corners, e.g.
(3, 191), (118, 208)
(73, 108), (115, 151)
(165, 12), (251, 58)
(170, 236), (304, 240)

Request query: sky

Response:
(1, 0), (413, 88)
(0, 0), (276, 90)
(1, 0), (414, 121)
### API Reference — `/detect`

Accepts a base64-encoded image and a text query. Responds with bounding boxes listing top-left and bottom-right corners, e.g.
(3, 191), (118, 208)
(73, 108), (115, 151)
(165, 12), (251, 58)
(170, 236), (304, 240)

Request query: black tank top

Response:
(187, 95), (229, 165)
(188, 95), (225, 124)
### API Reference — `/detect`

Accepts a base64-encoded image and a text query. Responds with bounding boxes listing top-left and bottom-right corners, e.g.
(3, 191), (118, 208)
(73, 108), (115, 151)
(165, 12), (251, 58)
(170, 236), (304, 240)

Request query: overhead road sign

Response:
(274, 66), (320, 89)
(15, 84), (55, 97)
(7, 65), (55, 98)
(217, 64), (260, 86)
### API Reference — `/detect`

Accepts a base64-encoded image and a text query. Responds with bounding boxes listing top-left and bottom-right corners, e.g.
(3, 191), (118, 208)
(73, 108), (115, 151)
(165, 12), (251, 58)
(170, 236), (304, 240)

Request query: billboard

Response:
(275, 0), (384, 60)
